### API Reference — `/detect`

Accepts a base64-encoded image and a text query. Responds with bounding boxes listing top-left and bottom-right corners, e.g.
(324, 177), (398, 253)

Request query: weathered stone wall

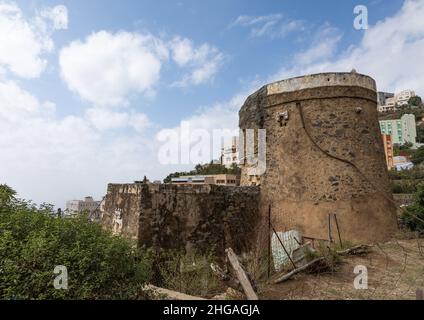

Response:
(102, 183), (260, 257)
(239, 72), (398, 244)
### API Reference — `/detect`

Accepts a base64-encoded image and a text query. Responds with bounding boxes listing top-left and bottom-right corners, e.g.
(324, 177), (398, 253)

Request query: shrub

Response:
(400, 186), (424, 234)
(0, 185), (152, 300)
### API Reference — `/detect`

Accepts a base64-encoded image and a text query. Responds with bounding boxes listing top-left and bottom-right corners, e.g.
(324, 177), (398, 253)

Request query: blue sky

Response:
(1, 0), (422, 207)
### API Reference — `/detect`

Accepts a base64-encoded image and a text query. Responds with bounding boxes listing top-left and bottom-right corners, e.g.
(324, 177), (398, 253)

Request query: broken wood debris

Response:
(210, 263), (243, 292)
(273, 257), (326, 284)
(337, 245), (370, 256)
(145, 284), (206, 300)
(273, 244), (371, 284)
(226, 248), (259, 300)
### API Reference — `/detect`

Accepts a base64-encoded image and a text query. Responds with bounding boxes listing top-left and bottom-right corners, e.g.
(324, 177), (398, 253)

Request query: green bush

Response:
(391, 180), (423, 194)
(0, 185), (152, 300)
(401, 186), (424, 234)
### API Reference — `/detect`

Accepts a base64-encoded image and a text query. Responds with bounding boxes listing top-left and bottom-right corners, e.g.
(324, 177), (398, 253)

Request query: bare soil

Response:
(259, 238), (424, 300)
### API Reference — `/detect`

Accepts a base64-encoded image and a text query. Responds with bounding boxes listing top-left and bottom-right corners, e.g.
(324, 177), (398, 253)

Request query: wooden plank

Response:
(273, 257), (325, 284)
(327, 213), (333, 243)
(145, 284), (206, 300)
(210, 263), (242, 292)
(268, 204), (271, 279)
(337, 245), (370, 256)
(226, 248), (259, 300)
(333, 213), (343, 249)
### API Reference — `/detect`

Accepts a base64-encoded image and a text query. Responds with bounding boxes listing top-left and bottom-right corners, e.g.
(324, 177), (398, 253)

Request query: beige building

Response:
(65, 196), (101, 217)
(221, 136), (239, 168)
(171, 174), (240, 186)
(378, 89), (416, 112)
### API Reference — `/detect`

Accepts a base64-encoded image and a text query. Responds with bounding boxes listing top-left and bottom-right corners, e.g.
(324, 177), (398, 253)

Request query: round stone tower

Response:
(239, 72), (398, 244)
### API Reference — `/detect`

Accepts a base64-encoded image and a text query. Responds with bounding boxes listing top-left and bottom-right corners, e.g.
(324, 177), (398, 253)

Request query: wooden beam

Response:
(145, 284), (206, 300)
(273, 257), (325, 284)
(226, 248), (259, 300)
(333, 213), (343, 249)
(210, 263), (243, 292)
(337, 245), (370, 256)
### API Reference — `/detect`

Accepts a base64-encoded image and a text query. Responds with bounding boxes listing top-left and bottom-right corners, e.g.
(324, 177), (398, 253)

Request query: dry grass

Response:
(260, 237), (424, 300)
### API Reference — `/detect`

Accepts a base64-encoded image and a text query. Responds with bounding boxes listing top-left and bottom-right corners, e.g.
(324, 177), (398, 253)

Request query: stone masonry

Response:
(101, 72), (399, 259)
(101, 183), (260, 257)
(239, 72), (398, 244)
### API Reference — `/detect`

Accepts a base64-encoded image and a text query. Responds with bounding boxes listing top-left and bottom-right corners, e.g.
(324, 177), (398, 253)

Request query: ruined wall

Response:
(239, 72), (398, 244)
(102, 183), (260, 257)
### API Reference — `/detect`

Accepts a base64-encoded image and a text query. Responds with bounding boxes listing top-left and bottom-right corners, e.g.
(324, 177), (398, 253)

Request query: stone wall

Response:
(101, 183), (260, 257)
(239, 72), (398, 244)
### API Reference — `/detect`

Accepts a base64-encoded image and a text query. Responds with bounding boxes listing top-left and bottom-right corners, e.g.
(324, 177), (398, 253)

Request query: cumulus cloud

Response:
(59, 31), (169, 107)
(229, 13), (305, 38)
(39, 5), (69, 30)
(0, 2), (68, 79)
(0, 78), (160, 207)
(293, 23), (342, 66)
(274, 0), (424, 94)
(156, 91), (250, 166)
(169, 37), (224, 87)
(59, 31), (226, 105)
(85, 108), (150, 133)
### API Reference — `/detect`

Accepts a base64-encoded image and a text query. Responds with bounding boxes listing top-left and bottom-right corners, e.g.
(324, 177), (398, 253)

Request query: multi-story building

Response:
(171, 174), (240, 186)
(396, 90), (416, 106)
(381, 134), (394, 170)
(378, 90), (416, 112)
(379, 114), (417, 146)
(377, 91), (394, 107)
(65, 196), (101, 217)
(221, 136), (239, 168)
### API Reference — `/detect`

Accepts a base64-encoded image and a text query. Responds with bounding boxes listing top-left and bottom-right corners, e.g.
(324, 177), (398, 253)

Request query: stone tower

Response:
(239, 72), (398, 244)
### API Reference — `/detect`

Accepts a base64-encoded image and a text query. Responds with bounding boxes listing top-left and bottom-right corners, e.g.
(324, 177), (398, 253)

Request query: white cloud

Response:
(0, 3), (49, 78)
(85, 108), (150, 133)
(0, 79), (161, 207)
(229, 14), (305, 38)
(293, 23), (343, 66)
(0, 2), (68, 79)
(274, 0), (424, 95)
(156, 91), (250, 166)
(59, 31), (169, 107)
(0, 80), (55, 122)
(39, 5), (69, 30)
(170, 37), (224, 87)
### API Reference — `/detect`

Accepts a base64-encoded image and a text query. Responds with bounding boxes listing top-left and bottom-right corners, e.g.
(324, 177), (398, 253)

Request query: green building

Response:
(379, 114), (417, 146)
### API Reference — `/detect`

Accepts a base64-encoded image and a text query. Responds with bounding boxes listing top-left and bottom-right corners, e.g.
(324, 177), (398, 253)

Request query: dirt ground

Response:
(259, 238), (424, 300)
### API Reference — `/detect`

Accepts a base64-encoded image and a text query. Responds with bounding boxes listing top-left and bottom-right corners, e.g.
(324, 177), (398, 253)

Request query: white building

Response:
(378, 89), (416, 112)
(396, 90), (416, 106)
(393, 156), (414, 171)
(221, 136), (239, 168)
(65, 196), (101, 217)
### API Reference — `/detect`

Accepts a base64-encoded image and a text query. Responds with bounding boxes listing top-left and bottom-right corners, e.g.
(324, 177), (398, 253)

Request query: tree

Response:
(411, 146), (424, 165)
(0, 185), (152, 300)
(163, 162), (241, 183)
(417, 125), (424, 144)
(401, 185), (424, 233)
(408, 96), (422, 107)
